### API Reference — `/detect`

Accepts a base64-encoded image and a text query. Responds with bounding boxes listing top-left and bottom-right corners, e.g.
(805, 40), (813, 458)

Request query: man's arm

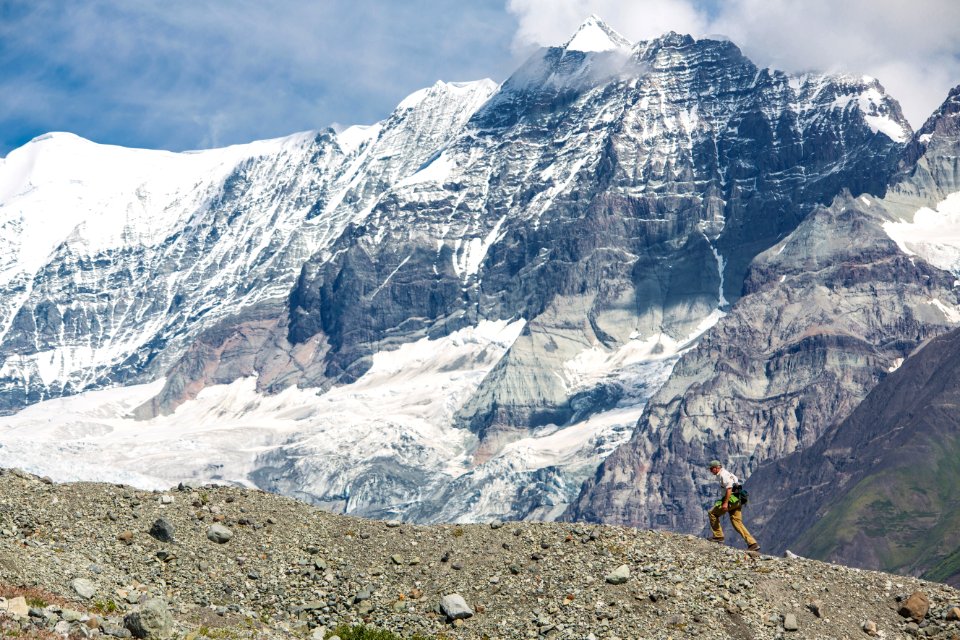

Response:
(721, 487), (732, 510)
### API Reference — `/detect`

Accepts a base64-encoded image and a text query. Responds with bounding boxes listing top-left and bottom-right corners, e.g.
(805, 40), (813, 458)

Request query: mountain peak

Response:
(563, 15), (631, 53)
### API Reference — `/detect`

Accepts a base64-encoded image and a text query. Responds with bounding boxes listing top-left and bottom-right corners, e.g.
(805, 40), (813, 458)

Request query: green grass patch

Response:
(797, 432), (960, 578)
(92, 599), (118, 614)
(327, 624), (433, 640)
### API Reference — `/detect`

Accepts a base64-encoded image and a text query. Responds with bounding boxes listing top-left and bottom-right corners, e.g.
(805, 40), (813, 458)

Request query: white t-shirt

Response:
(716, 468), (739, 492)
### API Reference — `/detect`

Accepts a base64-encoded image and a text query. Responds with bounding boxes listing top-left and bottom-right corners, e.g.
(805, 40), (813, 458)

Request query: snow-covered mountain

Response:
(0, 79), (497, 410)
(0, 18), (914, 522)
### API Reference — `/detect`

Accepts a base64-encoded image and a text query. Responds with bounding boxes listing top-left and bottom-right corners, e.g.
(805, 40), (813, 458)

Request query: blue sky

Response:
(1, 0), (958, 156)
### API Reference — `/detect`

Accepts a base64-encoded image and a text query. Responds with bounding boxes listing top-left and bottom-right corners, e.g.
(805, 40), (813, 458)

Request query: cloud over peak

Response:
(506, 0), (960, 128)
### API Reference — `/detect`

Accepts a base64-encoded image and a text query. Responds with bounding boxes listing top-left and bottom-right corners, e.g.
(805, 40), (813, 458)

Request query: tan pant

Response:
(709, 503), (756, 546)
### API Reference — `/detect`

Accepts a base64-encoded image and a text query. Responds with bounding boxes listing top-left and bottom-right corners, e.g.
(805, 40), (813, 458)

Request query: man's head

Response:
(709, 460), (722, 475)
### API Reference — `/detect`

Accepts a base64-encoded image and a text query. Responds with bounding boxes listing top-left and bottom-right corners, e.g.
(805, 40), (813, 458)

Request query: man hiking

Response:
(707, 460), (760, 552)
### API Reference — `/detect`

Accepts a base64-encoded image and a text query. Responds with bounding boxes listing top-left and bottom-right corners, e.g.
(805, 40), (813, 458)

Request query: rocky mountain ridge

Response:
(568, 82), (960, 541)
(5, 469), (960, 640)
(748, 323), (960, 585)
(741, 84), (960, 581)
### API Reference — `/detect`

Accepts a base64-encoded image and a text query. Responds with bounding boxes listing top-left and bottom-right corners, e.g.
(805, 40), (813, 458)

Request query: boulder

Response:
(4, 596), (29, 617)
(206, 524), (233, 544)
(71, 577), (97, 599)
(124, 598), (173, 639)
(148, 519), (174, 543)
(439, 594), (473, 620)
(783, 613), (799, 631)
(605, 565), (630, 585)
(898, 591), (929, 621)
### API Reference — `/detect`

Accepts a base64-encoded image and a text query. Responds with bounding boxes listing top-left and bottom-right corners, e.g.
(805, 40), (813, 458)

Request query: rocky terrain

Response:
(4, 469), (960, 640)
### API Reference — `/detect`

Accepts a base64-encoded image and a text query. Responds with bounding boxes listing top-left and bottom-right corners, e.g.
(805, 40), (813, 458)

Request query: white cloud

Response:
(506, 0), (708, 52)
(506, 0), (960, 128)
(712, 0), (960, 128)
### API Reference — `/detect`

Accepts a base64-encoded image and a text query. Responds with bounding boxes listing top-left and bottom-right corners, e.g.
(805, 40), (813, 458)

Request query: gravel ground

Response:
(2, 468), (960, 639)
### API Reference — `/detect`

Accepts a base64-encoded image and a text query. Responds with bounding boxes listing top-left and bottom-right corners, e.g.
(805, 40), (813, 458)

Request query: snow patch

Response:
(397, 80), (497, 112)
(397, 152), (455, 187)
(564, 15), (631, 53)
(858, 87), (908, 142)
(563, 309), (725, 395)
(883, 191), (960, 272)
(452, 216), (507, 279)
(336, 124), (381, 155)
(929, 298), (960, 323)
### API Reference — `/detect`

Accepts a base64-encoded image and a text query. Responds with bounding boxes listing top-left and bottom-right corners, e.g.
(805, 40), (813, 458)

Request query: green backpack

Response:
(733, 483), (749, 505)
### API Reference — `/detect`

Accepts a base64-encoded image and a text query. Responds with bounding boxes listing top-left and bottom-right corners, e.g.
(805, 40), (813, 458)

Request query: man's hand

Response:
(720, 502), (729, 511)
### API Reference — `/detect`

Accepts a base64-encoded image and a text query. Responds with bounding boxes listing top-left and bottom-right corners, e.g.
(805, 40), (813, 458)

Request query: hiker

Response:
(707, 460), (759, 552)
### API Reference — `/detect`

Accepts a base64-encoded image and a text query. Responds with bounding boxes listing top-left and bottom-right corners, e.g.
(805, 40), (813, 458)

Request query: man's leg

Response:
(708, 505), (725, 541)
(729, 507), (757, 547)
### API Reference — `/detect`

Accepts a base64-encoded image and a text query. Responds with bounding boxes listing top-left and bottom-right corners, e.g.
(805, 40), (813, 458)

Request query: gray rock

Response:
(4, 596), (28, 617)
(124, 598), (173, 639)
(103, 623), (133, 638)
(861, 620), (878, 636)
(605, 565), (630, 585)
(783, 613), (799, 631)
(206, 524), (233, 544)
(61, 609), (83, 622)
(148, 519), (174, 543)
(71, 577), (97, 599)
(439, 594), (473, 620)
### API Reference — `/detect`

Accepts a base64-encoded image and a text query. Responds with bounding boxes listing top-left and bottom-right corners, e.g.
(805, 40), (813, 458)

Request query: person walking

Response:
(707, 460), (759, 552)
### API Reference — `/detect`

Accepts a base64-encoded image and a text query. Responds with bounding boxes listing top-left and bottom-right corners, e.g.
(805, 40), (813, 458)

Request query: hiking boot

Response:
(709, 537), (724, 544)
(747, 542), (760, 552)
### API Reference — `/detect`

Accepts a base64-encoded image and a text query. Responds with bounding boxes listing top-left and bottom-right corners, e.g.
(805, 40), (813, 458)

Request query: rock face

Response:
(567, 85), (960, 534)
(635, 85), (960, 585)
(287, 31), (906, 430)
(256, 29), (909, 520)
(5, 469), (960, 640)
(747, 326), (960, 583)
